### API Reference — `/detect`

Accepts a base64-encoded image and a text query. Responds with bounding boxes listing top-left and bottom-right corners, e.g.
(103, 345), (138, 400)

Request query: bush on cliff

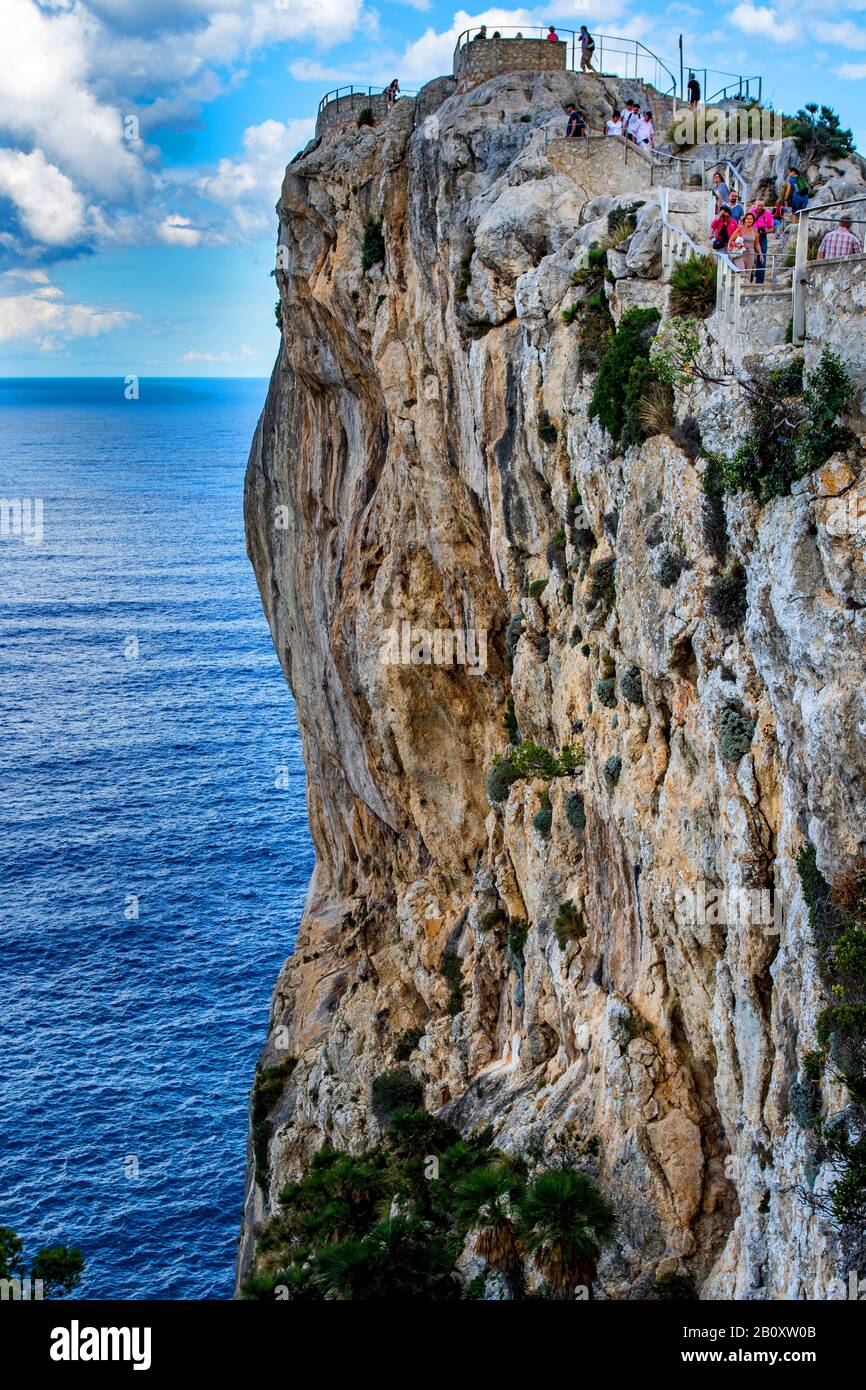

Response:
(669, 254), (717, 320)
(371, 1067), (422, 1122)
(588, 307), (662, 446)
(488, 740), (585, 804)
(789, 103), (854, 164)
(361, 217), (385, 273)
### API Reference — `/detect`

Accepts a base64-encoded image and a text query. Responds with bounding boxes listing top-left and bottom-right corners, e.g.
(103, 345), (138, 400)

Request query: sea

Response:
(0, 377), (313, 1299)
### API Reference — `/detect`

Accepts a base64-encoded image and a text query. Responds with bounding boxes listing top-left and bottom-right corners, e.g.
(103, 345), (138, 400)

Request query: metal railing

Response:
(316, 85), (418, 117)
(680, 66), (762, 105)
(453, 27), (677, 95)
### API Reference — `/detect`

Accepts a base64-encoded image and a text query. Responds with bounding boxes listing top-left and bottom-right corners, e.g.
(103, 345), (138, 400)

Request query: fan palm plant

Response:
(517, 1169), (616, 1299)
(454, 1164), (526, 1298)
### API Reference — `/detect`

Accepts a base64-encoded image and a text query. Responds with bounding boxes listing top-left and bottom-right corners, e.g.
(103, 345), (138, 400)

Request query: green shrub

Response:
(394, 1027), (424, 1062)
(505, 612), (524, 669)
(561, 303), (581, 324)
(701, 453), (728, 562)
(607, 203), (642, 238)
(706, 567), (747, 629)
(587, 556), (616, 613)
(655, 548), (686, 588)
(488, 756), (520, 803)
(441, 954), (464, 1015)
(506, 918), (529, 967)
(252, 1059), (297, 1188)
(720, 350), (852, 504)
(478, 907), (507, 933)
(274, 300), (282, 330)
(587, 245), (607, 270)
(669, 254), (717, 319)
(718, 705), (756, 762)
(565, 790), (586, 831)
(455, 241), (474, 301)
(488, 740), (584, 804)
(528, 578), (547, 600)
(361, 217), (385, 273)
(788, 1080), (819, 1130)
(588, 307), (661, 444)
(357, 107), (374, 128)
(371, 1067), (422, 1121)
(504, 694), (519, 744)
(603, 754), (622, 788)
(546, 527), (567, 569)
(615, 1008), (649, 1045)
(595, 677), (617, 708)
(533, 799), (553, 835)
(620, 666), (644, 706)
(554, 900), (586, 950)
(537, 409), (558, 445)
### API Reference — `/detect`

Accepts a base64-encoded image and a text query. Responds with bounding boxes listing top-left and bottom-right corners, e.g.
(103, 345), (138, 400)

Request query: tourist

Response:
(547, 25), (559, 42)
(578, 25), (596, 71)
(492, 30), (501, 38)
(474, 24), (487, 40)
(727, 192), (744, 222)
(606, 110), (623, 137)
(784, 165), (809, 219)
(686, 71), (701, 108)
(711, 207), (735, 250)
(748, 199), (774, 283)
(624, 102), (641, 141)
(817, 213), (863, 259)
(384, 79), (399, 110)
(737, 212), (764, 278)
(635, 109), (654, 147)
(711, 171), (729, 210)
(565, 103), (586, 138)
(771, 198), (785, 230)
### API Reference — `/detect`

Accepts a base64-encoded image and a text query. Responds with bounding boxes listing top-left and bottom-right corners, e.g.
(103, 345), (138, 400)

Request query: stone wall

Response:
(455, 36), (566, 90)
(316, 90), (389, 138)
(805, 255), (866, 409)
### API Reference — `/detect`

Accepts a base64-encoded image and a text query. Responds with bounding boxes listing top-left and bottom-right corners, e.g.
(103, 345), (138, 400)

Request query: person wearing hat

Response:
(817, 213), (863, 259)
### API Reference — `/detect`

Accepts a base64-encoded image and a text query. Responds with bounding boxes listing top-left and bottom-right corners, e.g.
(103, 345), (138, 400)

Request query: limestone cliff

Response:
(240, 69), (866, 1297)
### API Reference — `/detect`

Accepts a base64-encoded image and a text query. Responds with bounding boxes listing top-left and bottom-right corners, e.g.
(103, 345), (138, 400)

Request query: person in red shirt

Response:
(547, 25), (559, 41)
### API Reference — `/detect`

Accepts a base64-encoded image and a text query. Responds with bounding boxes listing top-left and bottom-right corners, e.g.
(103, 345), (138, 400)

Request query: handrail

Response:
(681, 65), (762, 105)
(317, 85), (418, 116)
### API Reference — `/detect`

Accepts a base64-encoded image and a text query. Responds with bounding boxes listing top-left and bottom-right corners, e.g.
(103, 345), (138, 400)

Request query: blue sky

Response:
(0, 0), (863, 376)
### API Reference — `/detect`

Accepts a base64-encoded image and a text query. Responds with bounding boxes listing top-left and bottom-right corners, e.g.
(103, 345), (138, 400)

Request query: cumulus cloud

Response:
(193, 118), (315, 237)
(158, 215), (202, 247)
(730, 3), (800, 43)
(0, 149), (87, 246)
(0, 269), (136, 347)
(814, 19), (866, 49)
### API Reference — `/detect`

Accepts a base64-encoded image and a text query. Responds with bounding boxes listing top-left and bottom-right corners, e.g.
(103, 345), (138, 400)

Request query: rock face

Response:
(240, 69), (866, 1297)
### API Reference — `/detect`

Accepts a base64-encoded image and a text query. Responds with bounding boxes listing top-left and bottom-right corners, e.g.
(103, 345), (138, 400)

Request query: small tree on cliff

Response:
(788, 103), (854, 166)
(517, 1169), (616, 1299)
(454, 1164), (526, 1297)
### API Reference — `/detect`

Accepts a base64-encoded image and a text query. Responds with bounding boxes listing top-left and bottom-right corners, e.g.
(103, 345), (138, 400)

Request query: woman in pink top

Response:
(736, 212), (764, 277)
(748, 201), (774, 284)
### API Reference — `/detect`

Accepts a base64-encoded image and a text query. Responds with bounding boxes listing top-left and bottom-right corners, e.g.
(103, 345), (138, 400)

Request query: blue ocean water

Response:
(0, 378), (313, 1299)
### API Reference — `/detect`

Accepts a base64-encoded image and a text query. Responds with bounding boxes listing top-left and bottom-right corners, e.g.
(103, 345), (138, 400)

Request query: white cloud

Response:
(158, 214), (202, 247)
(193, 118), (315, 238)
(181, 343), (257, 362)
(814, 19), (866, 49)
(838, 61), (866, 77)
(730, 4), (799, 43)
(0, 272), (136, 347)
(0, 148), (87, 246)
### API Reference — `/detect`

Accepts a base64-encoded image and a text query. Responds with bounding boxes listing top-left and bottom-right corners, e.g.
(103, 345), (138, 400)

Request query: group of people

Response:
(709, 169), (863, 276)
(563, 100), (654, 144)
(473, 23), (597, 71)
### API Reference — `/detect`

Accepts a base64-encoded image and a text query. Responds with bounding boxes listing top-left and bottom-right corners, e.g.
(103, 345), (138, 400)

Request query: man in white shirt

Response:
(606, 110), (623, 136)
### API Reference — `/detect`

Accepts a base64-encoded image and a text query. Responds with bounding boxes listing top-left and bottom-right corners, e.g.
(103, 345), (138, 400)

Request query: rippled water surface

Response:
(0, 377), (313, 1298)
